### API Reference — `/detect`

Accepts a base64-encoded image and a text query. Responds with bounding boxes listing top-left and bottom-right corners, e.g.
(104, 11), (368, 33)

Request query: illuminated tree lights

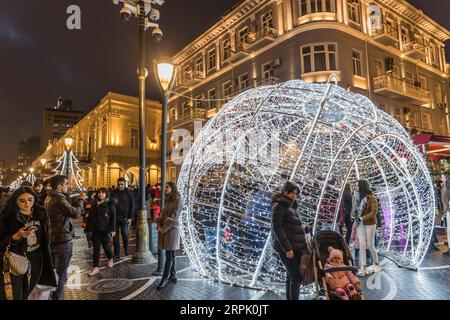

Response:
(178, 80), (435, 291)
(53, 151), (84, 191)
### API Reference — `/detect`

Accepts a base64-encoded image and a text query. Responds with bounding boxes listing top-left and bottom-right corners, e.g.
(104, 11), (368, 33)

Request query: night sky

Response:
(0, 0), (448, 160)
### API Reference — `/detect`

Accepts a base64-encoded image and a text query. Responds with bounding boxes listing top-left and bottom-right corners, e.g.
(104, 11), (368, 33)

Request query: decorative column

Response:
(337, 0), (344, 23)
(276, 0), (284, 35)
(215, 40), (220, 71)
(361, 0), (368, 34)
(283, 0), (293, 32)
(343, 0), (349, 25)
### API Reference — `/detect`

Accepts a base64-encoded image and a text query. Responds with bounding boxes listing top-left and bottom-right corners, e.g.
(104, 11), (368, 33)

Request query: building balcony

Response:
(228, 42), (251, 63)
(372, 25), (398, 47)
(297, 12), (337, 25)
(402, 40), (427, 60)
(169, 107), (207, 128)
(373, 74), (431, 105)
(231, 76), (281, 99)
(247, 27), (278, 50)
(181, 71), (205, 87)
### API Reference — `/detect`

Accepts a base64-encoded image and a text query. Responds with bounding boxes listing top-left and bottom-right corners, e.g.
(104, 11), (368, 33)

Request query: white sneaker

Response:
(357, 268), (367, 277)
(370, 264), (381, 273)
(366, 265), (375, 273)
(88, 267), (99, 276)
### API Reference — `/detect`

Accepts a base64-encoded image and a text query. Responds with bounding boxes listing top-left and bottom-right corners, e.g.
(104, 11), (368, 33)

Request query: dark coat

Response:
(157, 196), (183, 251)
(271, 193), (307, 254)
(343, 192), (353, 220)
(44, 190), (83, 244)
(86, 199), (116, 233)
(111, 189), (136, 221)
(0, 206), (57, 300)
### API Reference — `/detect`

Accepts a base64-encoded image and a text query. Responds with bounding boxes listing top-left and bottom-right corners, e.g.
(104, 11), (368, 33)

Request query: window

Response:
(419, 76), (428, 90)
(169, 108), (177, 121)
(207, 48), (216, 71)
(352, 50), (363, 77)
(223, 81), (233, 103)
(348, 0), (361, 24)
(101, 123), (107, 148)
(131, 128), (138, 149)
(169, 167), (177, 182)
(239, 27), (249, 44)
(208, 88), (217, 109)
(374, 59), (384, 76)
(239, 73), (250, 90)
(435, 83), (443, 105)
(195, 95), (205, 108)
(182, 101), (191, 115)
(422, 114), (431, 131)
(261, 11), (274, 30)
(194, 56), (203, 74)
(300, 0), (333, 16)
(401, 27), (409, 48)
(262, 62), (275, 79)
(302, 43), (337, 73)
(405, 71), (413, 85)
(430, 42), (438, 65)
(183, 65), (191, 79)
(223, 38), (232, 61)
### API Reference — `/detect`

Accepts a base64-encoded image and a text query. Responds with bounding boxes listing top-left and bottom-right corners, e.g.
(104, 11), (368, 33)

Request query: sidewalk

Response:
(64, 222), (450, 300)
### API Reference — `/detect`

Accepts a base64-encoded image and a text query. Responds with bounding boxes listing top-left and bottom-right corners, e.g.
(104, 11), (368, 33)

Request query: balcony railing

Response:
(402, 39), (427, 59)
(181, 71), (205, 86)
(247, 27), (277, 50)
(169, 108), (207, 127)
(373, 74), (430, 105)
(227, 42), (251, 63)
(229, 76), (281, 100)
(372, 24), (398, 47)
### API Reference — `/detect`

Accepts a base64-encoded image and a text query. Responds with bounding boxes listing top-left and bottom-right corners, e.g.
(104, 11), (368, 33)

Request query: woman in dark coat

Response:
(271, 181), (307, 300)
(342, 184), (353, 245)
(156, 181), (183, 290)
(86, 188), (116, 276)
(0, 187), (57, 300)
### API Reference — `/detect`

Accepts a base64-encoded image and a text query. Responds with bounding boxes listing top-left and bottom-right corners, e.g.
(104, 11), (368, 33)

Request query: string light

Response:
(177, 79), (435, 291)
(53, 151), (84, 191)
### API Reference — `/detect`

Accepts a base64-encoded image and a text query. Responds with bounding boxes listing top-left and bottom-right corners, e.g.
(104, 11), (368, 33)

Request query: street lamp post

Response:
(154, 58), (176, 273)
(40, 158), (47, 180)
(112, 0), (165, 264)
(64, 136), (74, 178)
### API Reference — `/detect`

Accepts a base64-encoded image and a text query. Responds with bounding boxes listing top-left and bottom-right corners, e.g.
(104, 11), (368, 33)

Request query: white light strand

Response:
(177, 80), (435, 291)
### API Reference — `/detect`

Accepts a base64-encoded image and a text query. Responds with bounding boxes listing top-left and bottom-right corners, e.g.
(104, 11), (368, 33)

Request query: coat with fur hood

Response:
(271, 193), (307, 254)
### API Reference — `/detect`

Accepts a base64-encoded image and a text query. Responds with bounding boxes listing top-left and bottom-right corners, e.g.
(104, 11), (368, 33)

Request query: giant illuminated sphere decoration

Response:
(178, 79), (434, 291)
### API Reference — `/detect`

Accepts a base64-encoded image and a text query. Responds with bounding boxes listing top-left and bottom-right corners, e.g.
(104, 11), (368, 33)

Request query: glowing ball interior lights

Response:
(178, 79), (435, 291)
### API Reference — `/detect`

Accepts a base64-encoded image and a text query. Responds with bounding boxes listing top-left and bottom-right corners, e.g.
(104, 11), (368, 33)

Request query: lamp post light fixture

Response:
(40, 158), (47, 180)
(112, 0), (165, 265)
(154, 57), (176, 274)
(64, 135), (74, 178)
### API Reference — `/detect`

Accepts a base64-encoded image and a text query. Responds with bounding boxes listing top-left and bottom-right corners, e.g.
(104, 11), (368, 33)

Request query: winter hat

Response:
(327, 246), (343, 262)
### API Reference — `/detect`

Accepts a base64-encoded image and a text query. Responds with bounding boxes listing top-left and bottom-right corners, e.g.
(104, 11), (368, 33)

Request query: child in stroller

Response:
(312, 230), (363, 300)
(324, 246), (362, 300)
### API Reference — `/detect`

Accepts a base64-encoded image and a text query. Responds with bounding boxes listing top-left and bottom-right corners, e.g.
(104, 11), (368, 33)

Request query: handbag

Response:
(299, 234), (314, 286)
(4, 244), (30, 276)
(2, 243), (30, 300)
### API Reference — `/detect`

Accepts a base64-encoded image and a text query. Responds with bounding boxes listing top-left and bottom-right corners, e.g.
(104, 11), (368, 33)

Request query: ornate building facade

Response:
(167, 0), (450, 180)
(33, 92), (162, 189)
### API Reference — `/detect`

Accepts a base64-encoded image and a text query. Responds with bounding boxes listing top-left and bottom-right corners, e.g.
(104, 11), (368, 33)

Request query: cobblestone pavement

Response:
(64, 222), (450, 300)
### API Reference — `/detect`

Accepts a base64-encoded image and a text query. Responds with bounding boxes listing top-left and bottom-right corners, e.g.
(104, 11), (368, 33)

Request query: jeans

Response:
(92, 231), (114, 267)
(356, 223), (379, 267)
(162, 250), (176, 280)
(51, 241), (73, 300)
(278, 250), (302, 300)
(113, 219), (129, 257)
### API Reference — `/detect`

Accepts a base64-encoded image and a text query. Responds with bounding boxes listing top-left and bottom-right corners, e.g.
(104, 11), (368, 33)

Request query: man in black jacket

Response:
(45, 175), (85, 300)
(111, 178), (136, 261)
(271, 181), (307, 301)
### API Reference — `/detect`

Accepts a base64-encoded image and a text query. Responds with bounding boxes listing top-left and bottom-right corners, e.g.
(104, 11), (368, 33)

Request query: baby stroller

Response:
(311, 230), (363, 300)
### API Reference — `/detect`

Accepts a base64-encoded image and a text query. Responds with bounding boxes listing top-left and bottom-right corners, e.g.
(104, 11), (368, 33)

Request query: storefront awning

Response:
(412, 133), (450, 159)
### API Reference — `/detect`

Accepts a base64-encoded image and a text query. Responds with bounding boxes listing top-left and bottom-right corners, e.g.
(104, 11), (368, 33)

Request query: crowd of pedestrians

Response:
(0, 176), (179, 300)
